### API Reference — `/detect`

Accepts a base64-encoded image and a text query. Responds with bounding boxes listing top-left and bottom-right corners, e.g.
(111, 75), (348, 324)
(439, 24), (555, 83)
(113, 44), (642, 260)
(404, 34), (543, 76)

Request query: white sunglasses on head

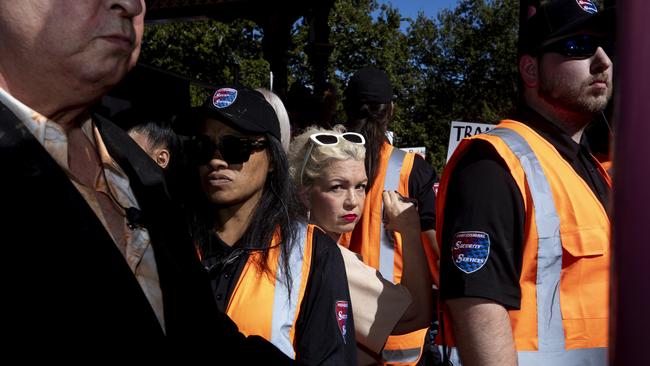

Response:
(309, 132), (366, 146)
(299, 132), (366, 186)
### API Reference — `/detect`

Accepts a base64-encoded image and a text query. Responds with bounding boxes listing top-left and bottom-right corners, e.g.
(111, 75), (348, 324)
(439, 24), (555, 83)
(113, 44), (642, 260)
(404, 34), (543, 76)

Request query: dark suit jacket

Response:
(0, 101), (214, 336)
(0, 101), (295, 362)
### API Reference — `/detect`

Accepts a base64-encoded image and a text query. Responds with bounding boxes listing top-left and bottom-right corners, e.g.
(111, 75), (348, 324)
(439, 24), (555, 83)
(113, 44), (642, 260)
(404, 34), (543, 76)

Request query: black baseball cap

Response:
(200, 84), (281, 141)
(344, 67), (395, 104)
(520, 0), (614, 54)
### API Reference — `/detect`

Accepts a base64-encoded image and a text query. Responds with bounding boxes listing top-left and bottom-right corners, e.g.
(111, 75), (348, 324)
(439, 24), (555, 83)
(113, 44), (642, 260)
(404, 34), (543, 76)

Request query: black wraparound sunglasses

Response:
(191, 134), (268, 165)
(538, 34), (613, 59)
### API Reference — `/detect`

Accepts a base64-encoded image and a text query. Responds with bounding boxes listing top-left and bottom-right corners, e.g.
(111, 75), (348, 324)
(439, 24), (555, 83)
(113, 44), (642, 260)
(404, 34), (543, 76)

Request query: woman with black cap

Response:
(188, 84), (357, 365)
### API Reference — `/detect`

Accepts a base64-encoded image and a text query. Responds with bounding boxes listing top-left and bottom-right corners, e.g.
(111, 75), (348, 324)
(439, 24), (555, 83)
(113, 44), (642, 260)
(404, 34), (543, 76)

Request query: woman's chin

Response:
(334, 223), (356, 235)
(316, 222), (356, 242)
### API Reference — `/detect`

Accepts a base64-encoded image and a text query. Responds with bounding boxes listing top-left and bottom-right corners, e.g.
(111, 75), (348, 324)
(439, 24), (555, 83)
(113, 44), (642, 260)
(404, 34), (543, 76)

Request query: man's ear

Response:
(519, 54), (539, 88)
(155, 148), (170, 169)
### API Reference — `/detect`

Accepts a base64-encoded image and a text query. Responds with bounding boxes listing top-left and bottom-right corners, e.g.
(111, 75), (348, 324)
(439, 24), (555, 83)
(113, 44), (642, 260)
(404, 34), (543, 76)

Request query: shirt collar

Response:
(0, 87), (123, 174)
(0, 87), (51, 139)
(515, 106), (591, 163)
(204, 231), (238, 259)
(89, 120), (124, 174)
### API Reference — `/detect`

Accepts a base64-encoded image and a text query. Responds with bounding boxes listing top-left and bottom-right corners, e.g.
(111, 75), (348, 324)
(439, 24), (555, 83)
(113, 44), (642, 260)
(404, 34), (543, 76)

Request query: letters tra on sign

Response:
(446, 121), (495, 162)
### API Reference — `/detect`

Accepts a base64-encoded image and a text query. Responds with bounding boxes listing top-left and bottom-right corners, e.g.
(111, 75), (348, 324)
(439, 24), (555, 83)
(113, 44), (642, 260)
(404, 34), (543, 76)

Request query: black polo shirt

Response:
(439, 107), (610, 309)
(408, 155), (438, 232)
(202, 227), (358, 365)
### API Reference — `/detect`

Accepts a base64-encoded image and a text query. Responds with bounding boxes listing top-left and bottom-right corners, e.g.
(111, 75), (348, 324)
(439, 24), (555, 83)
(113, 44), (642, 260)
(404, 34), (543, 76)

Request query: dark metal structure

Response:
(145, 0), (336, 96)
(611, 1), (650, 364)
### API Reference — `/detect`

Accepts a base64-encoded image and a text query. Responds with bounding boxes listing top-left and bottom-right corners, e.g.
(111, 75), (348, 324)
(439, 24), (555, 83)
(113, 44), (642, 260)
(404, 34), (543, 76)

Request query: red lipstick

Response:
(342, 214), (358, 223)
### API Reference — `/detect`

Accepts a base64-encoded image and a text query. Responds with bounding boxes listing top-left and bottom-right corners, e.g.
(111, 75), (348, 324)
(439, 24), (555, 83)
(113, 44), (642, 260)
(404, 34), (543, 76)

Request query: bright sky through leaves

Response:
(379, 0), (459, 19)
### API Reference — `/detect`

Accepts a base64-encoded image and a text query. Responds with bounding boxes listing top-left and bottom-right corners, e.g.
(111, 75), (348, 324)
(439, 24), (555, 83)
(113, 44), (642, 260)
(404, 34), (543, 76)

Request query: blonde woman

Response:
(289, 125), (433, 365)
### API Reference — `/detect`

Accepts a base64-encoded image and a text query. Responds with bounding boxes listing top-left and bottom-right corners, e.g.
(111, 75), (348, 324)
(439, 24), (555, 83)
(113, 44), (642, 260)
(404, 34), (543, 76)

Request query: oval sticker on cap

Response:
(213, 88), (238, 109)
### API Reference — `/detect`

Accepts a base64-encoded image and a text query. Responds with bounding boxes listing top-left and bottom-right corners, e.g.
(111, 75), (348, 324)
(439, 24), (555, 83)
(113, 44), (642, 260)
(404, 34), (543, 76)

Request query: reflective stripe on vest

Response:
(487, 128), (565, 352)
(226, 223), (312, 360)
(378, 147), (406, 283)
(383, 328), (429, 364)
(382, 347), (421, 364)
(271, 223), (308, 358)
(440, 346), (607, 366)
(517, 347), (607, 365)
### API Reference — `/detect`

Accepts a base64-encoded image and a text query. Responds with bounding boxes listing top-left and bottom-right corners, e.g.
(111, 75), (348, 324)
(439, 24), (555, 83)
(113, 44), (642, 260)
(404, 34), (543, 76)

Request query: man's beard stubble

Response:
(538, 69), (612, 116)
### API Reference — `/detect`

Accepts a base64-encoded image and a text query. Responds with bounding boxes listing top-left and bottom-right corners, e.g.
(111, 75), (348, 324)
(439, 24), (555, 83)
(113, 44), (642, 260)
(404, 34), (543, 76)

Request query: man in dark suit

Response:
(0, 1), (294, 360)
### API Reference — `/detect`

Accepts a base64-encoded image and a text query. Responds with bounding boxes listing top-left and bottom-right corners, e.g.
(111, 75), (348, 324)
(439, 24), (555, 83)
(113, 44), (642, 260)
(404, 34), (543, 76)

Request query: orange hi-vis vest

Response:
(226, 223), (314, 359)
(436, 120), (611, 365)
(343, 142), (438, 365)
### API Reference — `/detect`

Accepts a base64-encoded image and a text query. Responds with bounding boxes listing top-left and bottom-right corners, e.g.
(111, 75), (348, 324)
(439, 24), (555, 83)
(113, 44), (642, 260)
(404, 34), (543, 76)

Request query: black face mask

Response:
(190, 134), (268, 165)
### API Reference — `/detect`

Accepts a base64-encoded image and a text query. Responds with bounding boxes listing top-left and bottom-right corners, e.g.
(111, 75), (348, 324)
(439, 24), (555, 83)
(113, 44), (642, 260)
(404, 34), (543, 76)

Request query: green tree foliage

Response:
(289, 0), (415, 129)
(140, 18), (269, 105)
(140, 0), (520, 171)
(406, 0), (519, 169)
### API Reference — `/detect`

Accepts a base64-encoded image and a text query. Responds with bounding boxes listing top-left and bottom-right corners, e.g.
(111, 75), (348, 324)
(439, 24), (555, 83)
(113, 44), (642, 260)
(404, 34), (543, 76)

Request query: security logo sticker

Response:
(335, 300), (348, 343)
(212, 88), (238, 109)
(452, 231), (490, 274)
(576, 0), (598, 14)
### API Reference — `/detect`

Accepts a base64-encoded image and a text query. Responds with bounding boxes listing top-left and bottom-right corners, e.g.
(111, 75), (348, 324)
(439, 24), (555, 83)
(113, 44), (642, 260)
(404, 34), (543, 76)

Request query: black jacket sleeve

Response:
(294, 229), (358, 365)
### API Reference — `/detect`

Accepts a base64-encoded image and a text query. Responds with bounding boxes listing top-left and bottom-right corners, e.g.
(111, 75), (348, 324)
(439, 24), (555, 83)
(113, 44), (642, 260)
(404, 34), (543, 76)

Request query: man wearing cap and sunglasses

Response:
(436, 0), (613, 365)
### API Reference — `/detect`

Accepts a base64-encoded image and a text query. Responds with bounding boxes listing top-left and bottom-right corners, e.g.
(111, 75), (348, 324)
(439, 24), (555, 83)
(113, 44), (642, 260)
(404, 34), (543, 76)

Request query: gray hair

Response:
(256, 88), (291, 153)
(288, 125), (366, 188)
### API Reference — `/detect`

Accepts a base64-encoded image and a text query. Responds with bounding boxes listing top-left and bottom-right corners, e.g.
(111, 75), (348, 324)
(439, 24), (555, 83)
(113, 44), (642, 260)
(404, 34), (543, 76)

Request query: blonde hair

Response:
(288, 125), (366, 188)
(256, 88), (291, 153)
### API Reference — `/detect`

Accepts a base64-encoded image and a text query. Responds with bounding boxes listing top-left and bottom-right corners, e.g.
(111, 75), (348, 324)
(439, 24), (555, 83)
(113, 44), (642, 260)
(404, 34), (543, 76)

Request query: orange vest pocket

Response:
(560, 228), (609, 321)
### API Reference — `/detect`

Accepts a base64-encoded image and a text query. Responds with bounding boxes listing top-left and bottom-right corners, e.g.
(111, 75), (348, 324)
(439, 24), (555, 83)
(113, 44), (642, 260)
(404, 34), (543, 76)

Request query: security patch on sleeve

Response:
(452, 231), (490, 274)
(335, 300), (348, 344)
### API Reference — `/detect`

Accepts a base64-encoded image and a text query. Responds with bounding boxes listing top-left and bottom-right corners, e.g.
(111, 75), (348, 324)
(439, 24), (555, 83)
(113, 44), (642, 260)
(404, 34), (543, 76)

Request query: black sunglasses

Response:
(539, 34), (613, 59)
(191, 134), (268, 165)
